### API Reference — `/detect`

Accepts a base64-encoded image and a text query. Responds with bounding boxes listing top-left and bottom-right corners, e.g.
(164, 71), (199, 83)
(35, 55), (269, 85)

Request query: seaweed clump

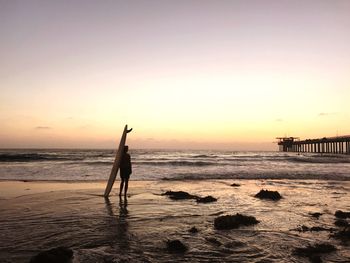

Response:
(205, 237), (222, 246)
(166, 240), (188, 253)
(335, 210), (350, 219)
(188, 226), (199, 233)
(214, 213), (259, 230)
(255, 189), (282, 200)
(162, 191), (198, 200)
(163, 191), (217, 203)
(334, 219), (349, 227)
(293, 243), (336, 263)
(332, 227), (350, 241)
(309, 212), (323, 219)
(294, 225), (333, 232)
(30, 247), (73, 263)
(196, 196), (217, 203)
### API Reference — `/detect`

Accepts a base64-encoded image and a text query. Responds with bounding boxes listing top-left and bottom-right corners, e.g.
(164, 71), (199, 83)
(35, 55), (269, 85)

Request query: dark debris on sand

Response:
(332, 227), (350, 241)
(214, 213), (259, 230)
(162, 191), (217, 203)
(308, 255), (322, 263)
(293, 225), (334, 232)
(230, 183), (241, 187)
(166, 240), (188, 253)
(188, 226), (199, 233)
(162, 191), (198, 200)
(196, 196), (217, 203)
(335, 210), (350, 219)
(255, 189), (282, 200)
(293, 243), (336, 263)
(30, 247), (73, 263)
(309, 212), (323, 219)
(334, 219), (349, 227)
(205, 237), (222, 246)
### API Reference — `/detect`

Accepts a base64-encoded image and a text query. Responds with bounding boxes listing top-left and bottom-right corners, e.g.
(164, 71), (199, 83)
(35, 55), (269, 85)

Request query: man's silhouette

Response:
(119, 145), (132, 196)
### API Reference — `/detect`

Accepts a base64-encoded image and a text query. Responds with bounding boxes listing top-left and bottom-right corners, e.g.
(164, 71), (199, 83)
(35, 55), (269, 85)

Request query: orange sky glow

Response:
(1, 1), (350, 150)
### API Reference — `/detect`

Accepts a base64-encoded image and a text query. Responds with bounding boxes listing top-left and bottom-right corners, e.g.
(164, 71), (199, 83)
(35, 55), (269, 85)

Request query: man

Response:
(119, 145), (132, 196)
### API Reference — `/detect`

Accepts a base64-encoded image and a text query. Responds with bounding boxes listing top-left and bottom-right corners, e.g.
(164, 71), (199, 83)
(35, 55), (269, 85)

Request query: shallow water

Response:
(0, 180), (349, 262)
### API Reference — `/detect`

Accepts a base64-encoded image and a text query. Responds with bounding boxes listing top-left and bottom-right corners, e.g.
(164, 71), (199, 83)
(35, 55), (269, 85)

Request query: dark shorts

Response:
(120, 171), (130, 180)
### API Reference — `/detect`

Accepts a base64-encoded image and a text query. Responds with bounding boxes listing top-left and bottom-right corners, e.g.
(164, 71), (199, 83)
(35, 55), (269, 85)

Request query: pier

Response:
(276, 136), (350, 154)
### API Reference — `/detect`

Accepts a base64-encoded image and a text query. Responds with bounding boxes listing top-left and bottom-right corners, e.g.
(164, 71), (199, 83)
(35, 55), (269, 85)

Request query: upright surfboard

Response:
(104, 125), (132, 197)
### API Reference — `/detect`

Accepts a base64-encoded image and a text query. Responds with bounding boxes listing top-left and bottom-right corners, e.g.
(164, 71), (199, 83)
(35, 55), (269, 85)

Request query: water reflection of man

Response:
(119, 145), (132, 197)
(119, 196), (128, 217)
(118, 195), (129, 249)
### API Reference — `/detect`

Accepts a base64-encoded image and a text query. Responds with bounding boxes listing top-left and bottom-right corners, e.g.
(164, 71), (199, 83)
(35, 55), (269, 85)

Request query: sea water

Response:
(0, 149), (349, 181)
(1, 150), (350, 262)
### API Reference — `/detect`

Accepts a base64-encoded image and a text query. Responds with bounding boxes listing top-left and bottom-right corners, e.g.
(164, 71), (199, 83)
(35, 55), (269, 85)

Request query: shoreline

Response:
(1, 179), (349, 262)
(1, 178), (350, 198)
(1, 178), (350, 199)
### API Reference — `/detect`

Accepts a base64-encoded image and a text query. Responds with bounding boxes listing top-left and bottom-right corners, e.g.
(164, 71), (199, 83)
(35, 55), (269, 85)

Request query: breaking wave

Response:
(290, 155), (350, 163)
(1, 149), (350, 181)
(134, 161), (219, 166)
(162, 172), (350, 181)
(0, 153), (81, 162)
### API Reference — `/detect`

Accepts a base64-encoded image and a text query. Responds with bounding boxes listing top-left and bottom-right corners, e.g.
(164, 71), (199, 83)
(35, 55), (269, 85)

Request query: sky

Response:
(0, 0), (349, 150)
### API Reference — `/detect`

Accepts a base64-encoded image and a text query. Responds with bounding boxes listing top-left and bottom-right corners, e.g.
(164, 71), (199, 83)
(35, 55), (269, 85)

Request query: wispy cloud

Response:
(318, 112), (337, 117)
(78, 124), (91, 129)
(275, 118), (283, 122)
(35, 126), (52, 130)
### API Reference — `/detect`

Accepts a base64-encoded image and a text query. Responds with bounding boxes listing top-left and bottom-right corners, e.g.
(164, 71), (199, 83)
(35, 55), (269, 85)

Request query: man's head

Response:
(124, 145), (129, 152)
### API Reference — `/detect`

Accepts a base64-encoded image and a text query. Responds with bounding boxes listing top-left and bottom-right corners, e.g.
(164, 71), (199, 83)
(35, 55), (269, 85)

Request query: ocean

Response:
(1, 149), (350, 262)
(1, 149), (350, 181)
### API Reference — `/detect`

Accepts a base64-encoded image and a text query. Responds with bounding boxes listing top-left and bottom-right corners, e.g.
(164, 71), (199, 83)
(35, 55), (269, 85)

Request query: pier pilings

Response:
(276, 136), (350, 154)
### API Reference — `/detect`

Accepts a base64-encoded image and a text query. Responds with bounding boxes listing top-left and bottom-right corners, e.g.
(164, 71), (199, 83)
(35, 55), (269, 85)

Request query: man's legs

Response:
(124, 179), (129, 196)
(119, 179), (124, 196)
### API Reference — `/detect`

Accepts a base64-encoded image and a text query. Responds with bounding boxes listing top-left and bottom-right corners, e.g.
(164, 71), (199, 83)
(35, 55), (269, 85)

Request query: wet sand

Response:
(0, 180), (349, 262)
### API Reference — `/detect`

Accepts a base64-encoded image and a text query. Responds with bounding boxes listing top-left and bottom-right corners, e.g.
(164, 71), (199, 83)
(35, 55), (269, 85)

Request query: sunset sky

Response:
(1, 0), (349, 150)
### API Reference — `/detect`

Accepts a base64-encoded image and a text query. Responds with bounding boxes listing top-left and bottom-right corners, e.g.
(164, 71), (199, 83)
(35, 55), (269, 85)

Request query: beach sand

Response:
(0, 180), (349, 262)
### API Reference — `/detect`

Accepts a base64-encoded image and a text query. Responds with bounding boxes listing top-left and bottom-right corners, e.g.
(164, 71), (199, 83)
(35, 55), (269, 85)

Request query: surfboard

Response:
(104, 125), (132, 197)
